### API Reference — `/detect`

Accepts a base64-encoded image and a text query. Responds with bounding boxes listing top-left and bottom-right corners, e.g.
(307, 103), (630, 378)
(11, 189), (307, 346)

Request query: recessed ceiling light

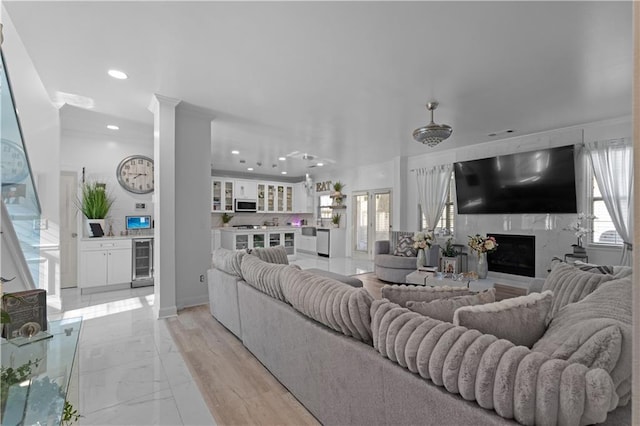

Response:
(317, 162), (324, 167)
(278, 157), (286, 161)
(106, 125), (119, 130)
(247, 167), (254, 171)
(231, 150), (240, 155)
(107, 69), (128, 80)
(281, 171), (287, 175)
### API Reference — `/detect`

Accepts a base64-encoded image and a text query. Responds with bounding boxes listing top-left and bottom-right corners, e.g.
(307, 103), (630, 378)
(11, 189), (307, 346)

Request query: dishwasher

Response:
(131, 238), (154, 287)
(316, 228), (330, 257)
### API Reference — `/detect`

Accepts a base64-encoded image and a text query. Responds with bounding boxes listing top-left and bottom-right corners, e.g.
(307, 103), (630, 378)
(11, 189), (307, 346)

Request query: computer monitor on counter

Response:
(126, 215), (152, 230)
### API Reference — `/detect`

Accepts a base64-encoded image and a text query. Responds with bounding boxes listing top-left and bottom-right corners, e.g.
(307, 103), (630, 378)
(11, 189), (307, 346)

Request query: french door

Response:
(352, 189), (392, 259)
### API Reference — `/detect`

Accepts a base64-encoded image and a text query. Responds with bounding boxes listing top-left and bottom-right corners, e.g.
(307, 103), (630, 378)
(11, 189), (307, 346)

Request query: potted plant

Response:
(331, 213), (341, 228)
(77, 182), (114, 237)
(221, 212), (233, 227)
(332, 181), (345, 205)
(441, 238), (459, 273)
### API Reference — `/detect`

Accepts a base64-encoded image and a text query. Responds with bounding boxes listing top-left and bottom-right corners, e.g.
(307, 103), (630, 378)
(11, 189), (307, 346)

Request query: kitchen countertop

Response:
(80, 234), (154, 242)
(217, 226), (302, 232)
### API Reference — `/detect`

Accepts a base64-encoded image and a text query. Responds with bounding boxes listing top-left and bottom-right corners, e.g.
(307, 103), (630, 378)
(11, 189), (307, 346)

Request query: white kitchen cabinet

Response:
(221, 230), (267, 251)
(212, 177), (234, 212)
(234, 179), (257, 199)
(294, 182), (312, 213)
(79, 238), (132, 290)
(298, 235), (317, 253)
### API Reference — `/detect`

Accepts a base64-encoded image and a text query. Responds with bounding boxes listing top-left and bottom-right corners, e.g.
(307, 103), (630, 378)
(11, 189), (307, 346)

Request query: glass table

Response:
(1, 317), (81, 426)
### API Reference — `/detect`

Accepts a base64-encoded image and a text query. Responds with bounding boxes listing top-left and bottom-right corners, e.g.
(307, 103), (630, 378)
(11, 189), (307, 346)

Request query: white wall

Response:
(60, 107), (154, 236)
(405, 118), (632, 277)
(174, 103), (213, 309)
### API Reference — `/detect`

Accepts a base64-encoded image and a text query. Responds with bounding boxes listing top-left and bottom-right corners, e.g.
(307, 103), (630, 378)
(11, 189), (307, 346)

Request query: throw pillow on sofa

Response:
(392, 235), (416, 257)
(280, 266), (374, 343)
(212, 247), (247, 277)
(532, 276), (632, 405)
(453, 291), (553, 348)
(381, 284), (472, 308)
(406, 288), (496, 322)
(542, 262), (615, 323)
(251, 245), (289, 264)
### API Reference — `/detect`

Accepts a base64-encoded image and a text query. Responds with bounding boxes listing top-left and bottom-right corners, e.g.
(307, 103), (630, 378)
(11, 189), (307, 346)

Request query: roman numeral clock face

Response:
(116, 155), (154, 194)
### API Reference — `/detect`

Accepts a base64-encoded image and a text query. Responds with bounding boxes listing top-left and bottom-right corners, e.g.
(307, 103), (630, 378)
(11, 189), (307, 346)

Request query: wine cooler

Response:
(131, 238), (154, 287)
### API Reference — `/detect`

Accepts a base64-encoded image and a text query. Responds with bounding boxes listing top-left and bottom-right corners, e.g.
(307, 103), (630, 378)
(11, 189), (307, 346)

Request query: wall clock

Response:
(1, 139), (29, 184)
(116, 155), (154, 194)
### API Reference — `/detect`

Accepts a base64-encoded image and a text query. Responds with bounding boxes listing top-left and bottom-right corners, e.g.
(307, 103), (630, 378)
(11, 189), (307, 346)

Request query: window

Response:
(318, 195), (332, 221)
(421, 174), (455, 236)
(591, 176), (623, 245)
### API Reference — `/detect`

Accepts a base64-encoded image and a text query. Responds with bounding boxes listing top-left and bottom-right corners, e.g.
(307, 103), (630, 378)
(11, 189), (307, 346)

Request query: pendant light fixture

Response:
(413, 101), (452, 147)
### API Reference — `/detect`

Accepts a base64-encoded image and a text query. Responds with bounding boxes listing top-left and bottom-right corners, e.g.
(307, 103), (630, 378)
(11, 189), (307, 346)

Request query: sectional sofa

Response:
(208, 247), (632, 425)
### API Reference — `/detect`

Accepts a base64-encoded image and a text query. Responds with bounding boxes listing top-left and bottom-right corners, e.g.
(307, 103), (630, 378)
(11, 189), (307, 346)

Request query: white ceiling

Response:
(4, 1), (633, 179)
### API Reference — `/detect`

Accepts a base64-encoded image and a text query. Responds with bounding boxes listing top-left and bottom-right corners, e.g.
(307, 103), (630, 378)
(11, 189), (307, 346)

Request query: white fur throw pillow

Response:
(406, 288), (496, 323)
(453, 291), (553, 348)
(212, 247), (246, 277)
(381, 285), (472, 308)
(542, 262), (615, 323)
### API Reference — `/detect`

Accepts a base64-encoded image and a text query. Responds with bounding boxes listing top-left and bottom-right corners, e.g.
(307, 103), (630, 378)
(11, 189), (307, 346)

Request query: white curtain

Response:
(415, 164), (453, 231)
(585, 138), (633, 265)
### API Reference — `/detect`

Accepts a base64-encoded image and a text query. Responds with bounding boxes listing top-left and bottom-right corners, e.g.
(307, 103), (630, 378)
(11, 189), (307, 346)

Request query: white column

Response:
(148, 94), (181, 319)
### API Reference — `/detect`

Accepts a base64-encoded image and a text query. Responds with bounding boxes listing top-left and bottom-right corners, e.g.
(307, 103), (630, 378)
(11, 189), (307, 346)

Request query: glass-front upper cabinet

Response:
(286, 186), (293, 212)
(224, 181), (234, 211)
(212, 180), (222, 211)
(267, 184), (276, 212)
(277, 185), (285, 212)
(257, 184), (266, 212)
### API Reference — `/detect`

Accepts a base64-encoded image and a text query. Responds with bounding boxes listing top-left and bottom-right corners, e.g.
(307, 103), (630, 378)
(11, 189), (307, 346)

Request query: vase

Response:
(477, 252), (488, 279)
(416, 249), (426, 269)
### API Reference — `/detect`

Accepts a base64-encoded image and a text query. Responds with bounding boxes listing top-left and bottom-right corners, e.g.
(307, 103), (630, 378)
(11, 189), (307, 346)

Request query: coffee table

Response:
(405, 270), (470, 288)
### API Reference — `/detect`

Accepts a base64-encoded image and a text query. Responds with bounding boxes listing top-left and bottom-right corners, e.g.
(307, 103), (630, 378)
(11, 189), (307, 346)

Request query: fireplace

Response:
(487, 234), (535, 277)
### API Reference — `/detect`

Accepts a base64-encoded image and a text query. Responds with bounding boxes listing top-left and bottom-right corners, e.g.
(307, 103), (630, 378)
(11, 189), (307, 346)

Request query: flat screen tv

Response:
(126, 215), (152, 230)
(454, 145), (577, 214)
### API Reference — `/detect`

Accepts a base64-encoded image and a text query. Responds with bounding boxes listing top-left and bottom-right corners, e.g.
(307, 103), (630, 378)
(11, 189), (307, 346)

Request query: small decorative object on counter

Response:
(467, 234), (498, 279)
(221, 212), (233, 227)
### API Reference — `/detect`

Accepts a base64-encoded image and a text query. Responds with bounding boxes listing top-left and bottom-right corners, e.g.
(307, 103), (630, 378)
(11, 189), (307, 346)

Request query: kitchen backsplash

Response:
(211, 212), (314, 228)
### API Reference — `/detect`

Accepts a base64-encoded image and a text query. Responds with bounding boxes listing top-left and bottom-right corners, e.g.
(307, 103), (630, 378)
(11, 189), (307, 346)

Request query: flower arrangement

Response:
(468, 234), (498, 254)
(564, 212), (596, 247)
(441, 238), (459, 257)
(412, 231), (433, 250)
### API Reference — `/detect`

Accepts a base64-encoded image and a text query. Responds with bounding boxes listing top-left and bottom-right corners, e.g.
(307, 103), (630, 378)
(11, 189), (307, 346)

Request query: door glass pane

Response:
(355, 194), (368, 252)
(374, 193), (390, 243)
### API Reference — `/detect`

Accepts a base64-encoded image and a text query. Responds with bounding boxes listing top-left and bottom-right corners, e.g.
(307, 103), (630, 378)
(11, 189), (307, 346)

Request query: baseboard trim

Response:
(155, 305), (178, 319)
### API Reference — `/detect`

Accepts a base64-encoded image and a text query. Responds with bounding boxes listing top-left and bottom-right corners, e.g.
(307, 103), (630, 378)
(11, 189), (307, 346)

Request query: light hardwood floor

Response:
(166, 305), (320, 425)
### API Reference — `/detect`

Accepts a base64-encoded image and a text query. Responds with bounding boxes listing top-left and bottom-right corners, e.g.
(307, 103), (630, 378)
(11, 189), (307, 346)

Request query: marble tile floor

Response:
(49, 286), (216, 425)
(49, 253), (374, 425)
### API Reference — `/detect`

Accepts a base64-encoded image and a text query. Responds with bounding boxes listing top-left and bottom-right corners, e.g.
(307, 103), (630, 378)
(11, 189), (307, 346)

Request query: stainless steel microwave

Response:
(235, 199), (257, 212)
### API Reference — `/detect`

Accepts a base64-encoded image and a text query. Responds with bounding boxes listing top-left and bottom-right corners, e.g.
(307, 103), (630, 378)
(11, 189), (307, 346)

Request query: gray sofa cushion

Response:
(212, 247), (246, 277)
(406, 288), (495, 322)
(375, 254), (417, 269)
(280, 266), (374, 343)
(251, 245), (289, 264)
(369, 299), (618, 425)
(240, 254), (298, 302)
(453, 291), (553, 348)
(542, 262), (615, 323)
(306, 268), (363, 287)
(533, 276), (632, 406)
(381, 284), (472, 308)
